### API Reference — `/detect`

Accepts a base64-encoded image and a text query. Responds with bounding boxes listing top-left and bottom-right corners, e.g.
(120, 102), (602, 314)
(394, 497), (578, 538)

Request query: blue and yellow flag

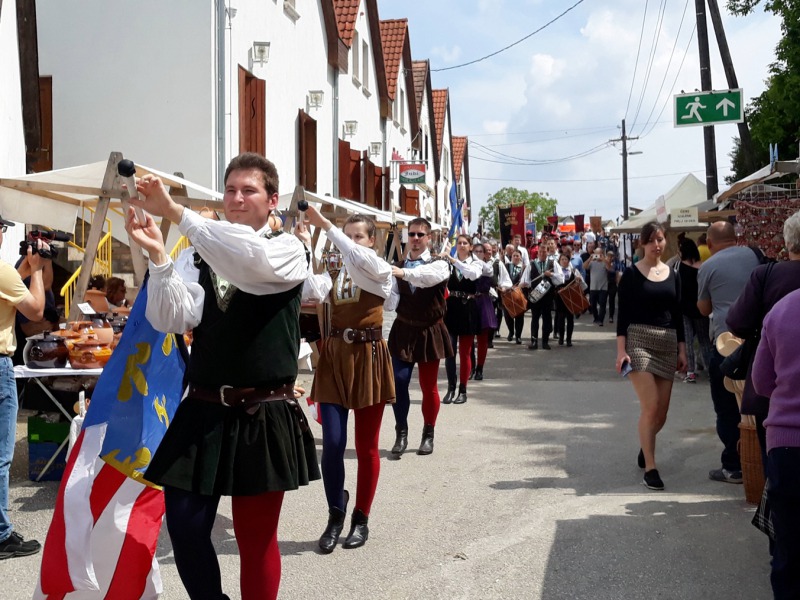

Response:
(82, 277), (186, 482)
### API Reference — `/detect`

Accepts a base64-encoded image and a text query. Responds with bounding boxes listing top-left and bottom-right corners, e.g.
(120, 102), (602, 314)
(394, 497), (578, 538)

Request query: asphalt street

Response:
(2, 316), (771, 599)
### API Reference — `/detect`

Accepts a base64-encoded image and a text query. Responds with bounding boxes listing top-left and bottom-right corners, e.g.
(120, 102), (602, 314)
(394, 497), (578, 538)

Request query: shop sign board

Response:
(399, 163), (426, 184)
(670, 206), (699, 227)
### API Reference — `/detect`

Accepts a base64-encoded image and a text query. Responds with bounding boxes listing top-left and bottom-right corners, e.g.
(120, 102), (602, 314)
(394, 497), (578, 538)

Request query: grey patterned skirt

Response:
(625, 324), (678, 380)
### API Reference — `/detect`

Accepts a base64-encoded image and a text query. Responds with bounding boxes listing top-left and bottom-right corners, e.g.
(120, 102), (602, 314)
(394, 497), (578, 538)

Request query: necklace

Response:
(653, 265), (662, 275)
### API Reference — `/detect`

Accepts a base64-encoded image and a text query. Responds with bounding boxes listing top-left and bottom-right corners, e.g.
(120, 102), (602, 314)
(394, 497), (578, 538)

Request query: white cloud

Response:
(529, 54), (565, 87)
(482, 120), (508, 134)
(430, 45), (462, 64)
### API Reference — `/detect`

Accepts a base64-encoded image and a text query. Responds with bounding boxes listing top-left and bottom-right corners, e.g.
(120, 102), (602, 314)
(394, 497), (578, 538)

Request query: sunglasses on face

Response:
(408, 232), (427, 238)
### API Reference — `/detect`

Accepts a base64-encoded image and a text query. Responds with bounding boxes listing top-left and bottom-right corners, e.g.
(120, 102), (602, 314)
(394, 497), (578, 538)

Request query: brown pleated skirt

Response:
(625, 324), (678, 380)
(311, 337), (395, 409)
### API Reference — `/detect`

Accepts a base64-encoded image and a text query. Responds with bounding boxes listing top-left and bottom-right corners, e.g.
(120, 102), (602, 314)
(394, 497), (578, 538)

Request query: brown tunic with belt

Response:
(311, 267), (395, 410)
(388, 258), (454, 364)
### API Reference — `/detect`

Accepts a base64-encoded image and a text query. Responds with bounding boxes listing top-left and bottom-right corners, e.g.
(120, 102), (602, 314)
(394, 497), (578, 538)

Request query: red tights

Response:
(477, 329), (490, 367)
(232, 491), (285, 600)
(458, 335), (474, 384)
(418, 360), (441, 426)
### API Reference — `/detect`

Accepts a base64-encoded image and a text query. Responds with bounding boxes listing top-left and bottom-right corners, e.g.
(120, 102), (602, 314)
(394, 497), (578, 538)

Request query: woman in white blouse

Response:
(296, 206), (394, 554)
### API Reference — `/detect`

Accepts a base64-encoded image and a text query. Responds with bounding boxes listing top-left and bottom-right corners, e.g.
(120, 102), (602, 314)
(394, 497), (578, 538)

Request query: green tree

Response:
(478, 187), (558, 239)
(726, 0), (800, 182)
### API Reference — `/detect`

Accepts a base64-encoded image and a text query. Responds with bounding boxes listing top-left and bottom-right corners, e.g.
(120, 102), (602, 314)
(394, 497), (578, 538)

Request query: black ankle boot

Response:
(318, 490), (349, 554)
(418, 424), (435, 455)
(391, 425), (408, 455)
(474, 366), (484, 381)
(342, 509), (369, 549)
(454, 385), (468, 404)
(542, 338), (551, 350)
(442, 385), (456, 404)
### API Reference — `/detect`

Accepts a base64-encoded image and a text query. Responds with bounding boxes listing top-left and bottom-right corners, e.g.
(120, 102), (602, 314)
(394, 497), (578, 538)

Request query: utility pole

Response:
(705, 0), (757, 174)
(610, 118), (639, 220)
(695, 0), (718, 199)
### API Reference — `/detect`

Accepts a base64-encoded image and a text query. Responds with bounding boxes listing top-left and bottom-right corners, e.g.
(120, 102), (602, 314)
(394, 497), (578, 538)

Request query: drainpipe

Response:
(332, 69), (339, 196)
(215, 1), (227, 190)
(381, 117), (387, 212)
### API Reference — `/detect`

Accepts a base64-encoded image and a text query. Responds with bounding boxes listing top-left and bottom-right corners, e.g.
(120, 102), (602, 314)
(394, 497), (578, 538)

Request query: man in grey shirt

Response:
(697, 221), (761, 484)
(583, 247), (610, 325)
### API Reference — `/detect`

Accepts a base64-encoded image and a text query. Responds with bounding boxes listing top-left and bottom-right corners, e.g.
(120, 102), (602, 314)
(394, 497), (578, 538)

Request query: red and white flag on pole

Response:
(33, 424), (164, 599)
(32, 278), (186, 599)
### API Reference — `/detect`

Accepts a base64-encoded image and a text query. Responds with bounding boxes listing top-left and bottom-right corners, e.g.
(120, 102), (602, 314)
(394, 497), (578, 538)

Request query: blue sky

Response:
(380, 0), (781, 226)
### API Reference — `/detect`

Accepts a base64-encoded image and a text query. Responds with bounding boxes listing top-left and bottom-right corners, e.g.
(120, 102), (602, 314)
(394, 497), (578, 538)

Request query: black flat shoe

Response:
(418, 424), (434, 455)
(637, 448), (645, 469)
(442, 386), (456, 405)
(391, 426), (408, 455)
(318, 491), (349, 554)
(454, 386), (468, 404)
(342, 509), (369, 549)
(643, 469), (664, 490)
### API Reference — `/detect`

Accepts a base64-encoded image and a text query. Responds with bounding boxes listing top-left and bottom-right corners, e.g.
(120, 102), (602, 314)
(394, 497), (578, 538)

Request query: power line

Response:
(471, 168), (715, 183)
(632, 0), (692, 137)
(431, 0), (586, 72)
(469, 141), (611, 165)
(624, 0), (650, 119)
(630, 0), (669, 132)
(467, 125), (619, 137)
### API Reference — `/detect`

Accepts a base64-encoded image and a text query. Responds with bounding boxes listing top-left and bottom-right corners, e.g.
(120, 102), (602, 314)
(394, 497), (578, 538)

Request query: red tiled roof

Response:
(379, 19), (407, 101)
(432, 89), (448, 161)
(412, 60), (428, 115)
(452, 136), (467, 181)
(333, 0), (360, 47)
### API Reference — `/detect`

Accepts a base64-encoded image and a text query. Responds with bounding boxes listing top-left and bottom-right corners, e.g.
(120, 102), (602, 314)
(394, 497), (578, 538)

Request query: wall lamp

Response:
(252, 41), (270, 65)
(369, 141), (382, 156)
(343, 120), (358, 136)
(307, 90), (324, 109)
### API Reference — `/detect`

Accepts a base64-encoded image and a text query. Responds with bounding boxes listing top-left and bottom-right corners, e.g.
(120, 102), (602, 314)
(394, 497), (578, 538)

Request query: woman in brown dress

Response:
(296, 206), (394, 554)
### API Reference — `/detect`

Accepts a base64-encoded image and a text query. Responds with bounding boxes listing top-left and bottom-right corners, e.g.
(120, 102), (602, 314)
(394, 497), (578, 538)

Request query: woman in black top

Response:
(616, 222), (687, 491)
(676, 238), (712, 383)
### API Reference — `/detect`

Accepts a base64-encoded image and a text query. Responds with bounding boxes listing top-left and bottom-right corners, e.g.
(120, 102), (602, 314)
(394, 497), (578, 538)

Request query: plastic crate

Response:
(27, 415), (70, 444)
(28, 441), (67, 481)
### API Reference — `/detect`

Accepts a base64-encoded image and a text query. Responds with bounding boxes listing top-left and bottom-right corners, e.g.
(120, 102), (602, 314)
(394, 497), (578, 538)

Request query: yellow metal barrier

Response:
(60, 231), (113, 318)
(169, 236), (190, 259)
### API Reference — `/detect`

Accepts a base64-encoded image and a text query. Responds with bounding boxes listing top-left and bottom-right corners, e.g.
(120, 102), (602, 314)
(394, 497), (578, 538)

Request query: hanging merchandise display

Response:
(735, 198), (800, 260)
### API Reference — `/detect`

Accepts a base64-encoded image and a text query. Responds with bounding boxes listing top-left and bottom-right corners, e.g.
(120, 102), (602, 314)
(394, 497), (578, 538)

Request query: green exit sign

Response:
(674, 89), (743, 127)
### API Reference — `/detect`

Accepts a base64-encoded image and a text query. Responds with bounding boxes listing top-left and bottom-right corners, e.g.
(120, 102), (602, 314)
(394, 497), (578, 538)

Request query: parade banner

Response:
(574, 214), (585, 233)
(498, 205), (525, 248)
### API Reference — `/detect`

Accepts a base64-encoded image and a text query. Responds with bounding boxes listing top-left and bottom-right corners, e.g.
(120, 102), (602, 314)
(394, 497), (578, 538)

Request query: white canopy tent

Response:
(0, 152), (223, 318)
(614, 173), (712, 233)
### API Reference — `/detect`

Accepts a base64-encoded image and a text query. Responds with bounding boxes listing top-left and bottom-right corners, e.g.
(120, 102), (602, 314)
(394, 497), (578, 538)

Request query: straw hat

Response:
(715, 331), (743, 357)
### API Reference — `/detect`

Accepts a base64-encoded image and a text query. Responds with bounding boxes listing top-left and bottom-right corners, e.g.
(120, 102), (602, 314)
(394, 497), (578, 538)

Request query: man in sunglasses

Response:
(0, 216), (49, 560)
(385, 219), (453, 456)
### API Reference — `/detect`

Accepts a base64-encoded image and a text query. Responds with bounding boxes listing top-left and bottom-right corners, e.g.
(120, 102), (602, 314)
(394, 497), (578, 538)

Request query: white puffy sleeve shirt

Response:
(302, 226), (393, 302)
(145, 209), (309, 333)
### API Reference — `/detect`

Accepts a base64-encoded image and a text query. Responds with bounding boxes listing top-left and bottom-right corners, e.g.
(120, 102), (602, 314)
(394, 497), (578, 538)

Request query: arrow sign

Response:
(674, 89), (744, 127)
(716, 97), (736, 117)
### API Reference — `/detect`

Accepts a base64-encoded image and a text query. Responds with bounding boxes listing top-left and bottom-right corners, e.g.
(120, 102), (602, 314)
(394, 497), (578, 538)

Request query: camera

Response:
(19, 230), (72, 260)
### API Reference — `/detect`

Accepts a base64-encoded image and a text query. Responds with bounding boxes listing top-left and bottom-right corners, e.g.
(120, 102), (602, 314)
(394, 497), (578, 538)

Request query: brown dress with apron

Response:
(311, 267), (395, 409)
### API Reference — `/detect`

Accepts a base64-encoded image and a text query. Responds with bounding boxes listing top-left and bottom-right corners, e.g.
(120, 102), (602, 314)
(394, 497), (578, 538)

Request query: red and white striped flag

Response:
(33, 424), (164, 599)
(32, 278), (186, 598)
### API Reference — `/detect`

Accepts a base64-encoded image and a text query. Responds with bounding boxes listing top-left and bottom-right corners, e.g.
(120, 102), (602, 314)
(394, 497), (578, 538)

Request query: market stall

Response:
(0, 151), (223, 319)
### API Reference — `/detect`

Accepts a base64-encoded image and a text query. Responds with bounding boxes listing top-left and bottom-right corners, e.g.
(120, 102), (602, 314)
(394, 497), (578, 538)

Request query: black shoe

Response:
(442, 386), (456, 405)
(542, 340), (551, 350)
(507, 335), (513, 342)
(418, 424), (434, 455)
(558, 338), (564, 346)
(515, 337), (522, 345)
(342, 509), (369, 549)
(487, 340), (494, 349)
(0, 531), (41, 560)
(390, 426), (408, 455)
(318, 491), (349, 554)
(637, 449), (645, 469)
(454, 385), (467, 404)
(643, 469), (664, 490)
(474, 366), (484, 381)
(527, 339), (538, 350)
(566, 340), (573, 347)
(468, 367), (475, 381)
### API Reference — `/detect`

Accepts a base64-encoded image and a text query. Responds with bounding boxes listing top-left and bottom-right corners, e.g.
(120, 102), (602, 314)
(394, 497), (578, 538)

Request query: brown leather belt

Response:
(187, 383), (296, 415)
(329, 327), (383, 343)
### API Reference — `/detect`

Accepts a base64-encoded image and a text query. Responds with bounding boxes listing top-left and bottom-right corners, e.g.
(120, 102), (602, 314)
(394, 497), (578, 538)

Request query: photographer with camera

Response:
(0, 216), (50, 560)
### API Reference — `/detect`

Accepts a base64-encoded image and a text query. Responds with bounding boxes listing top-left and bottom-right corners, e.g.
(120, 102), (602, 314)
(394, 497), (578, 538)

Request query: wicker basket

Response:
(738, 420), (765, 505)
